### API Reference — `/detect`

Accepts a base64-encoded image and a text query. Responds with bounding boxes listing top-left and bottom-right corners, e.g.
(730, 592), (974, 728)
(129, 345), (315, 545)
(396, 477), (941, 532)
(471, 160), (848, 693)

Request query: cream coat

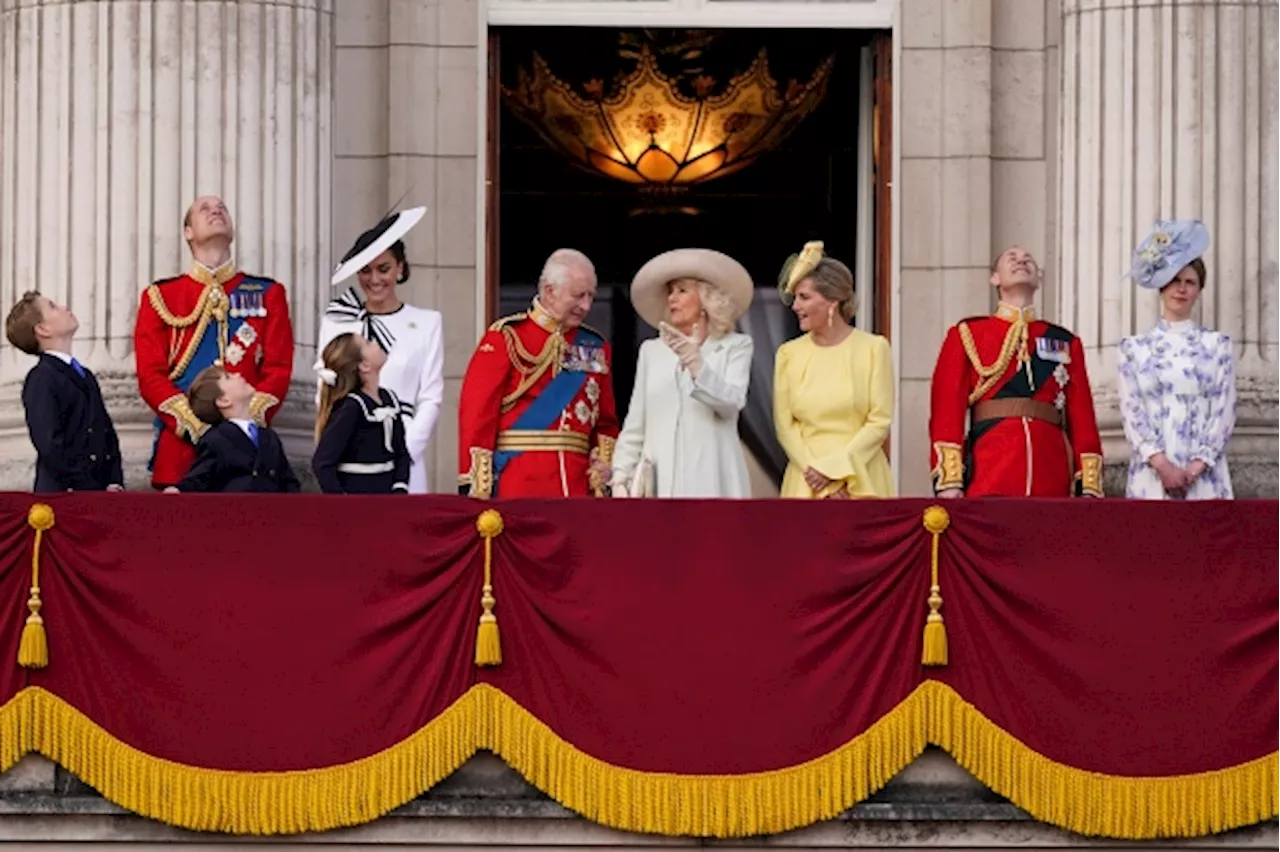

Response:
(612, 333), (754, 499)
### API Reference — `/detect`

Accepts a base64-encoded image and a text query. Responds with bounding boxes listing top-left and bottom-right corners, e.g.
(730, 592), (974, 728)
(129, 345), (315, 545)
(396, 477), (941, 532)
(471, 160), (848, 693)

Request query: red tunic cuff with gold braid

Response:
(1075, 453), (1104, 498)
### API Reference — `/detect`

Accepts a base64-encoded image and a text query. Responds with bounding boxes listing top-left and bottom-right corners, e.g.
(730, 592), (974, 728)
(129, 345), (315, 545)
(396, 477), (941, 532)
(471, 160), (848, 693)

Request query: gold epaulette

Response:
(488, 312), (527, 332)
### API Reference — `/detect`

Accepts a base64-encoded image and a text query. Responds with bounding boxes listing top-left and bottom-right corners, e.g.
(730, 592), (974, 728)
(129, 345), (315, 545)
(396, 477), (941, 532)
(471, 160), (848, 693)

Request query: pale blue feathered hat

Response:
(1128, 219), (1210, 290)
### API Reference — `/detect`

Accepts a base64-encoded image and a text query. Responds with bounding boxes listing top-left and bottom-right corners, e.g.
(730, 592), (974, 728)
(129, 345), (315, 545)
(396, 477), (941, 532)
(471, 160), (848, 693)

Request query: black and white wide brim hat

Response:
(331, 206), (427, 287)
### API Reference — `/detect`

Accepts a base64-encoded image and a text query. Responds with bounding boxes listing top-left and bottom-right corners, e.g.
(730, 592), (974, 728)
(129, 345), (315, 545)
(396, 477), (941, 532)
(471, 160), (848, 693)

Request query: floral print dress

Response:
(1117, 319), (1236, 499)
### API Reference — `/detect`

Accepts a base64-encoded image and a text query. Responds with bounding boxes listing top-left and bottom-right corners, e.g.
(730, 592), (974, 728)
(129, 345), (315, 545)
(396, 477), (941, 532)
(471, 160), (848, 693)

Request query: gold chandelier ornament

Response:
(502, 45), (834, 189)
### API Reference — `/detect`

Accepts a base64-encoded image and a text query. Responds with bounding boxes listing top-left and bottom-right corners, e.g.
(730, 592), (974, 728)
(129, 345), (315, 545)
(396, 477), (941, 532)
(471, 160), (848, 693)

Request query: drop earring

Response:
(827, 304), (836, 327)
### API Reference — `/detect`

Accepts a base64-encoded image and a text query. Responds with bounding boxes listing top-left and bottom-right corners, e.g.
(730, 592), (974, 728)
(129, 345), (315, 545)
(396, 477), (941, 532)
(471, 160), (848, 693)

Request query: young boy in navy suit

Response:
(4, 292), (124, 493)
(168, 365), (300, 493)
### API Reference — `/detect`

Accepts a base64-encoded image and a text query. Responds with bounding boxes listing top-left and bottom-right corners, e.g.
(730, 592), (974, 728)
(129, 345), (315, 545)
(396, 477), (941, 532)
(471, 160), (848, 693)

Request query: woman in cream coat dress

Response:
(610, 249), (755, 499)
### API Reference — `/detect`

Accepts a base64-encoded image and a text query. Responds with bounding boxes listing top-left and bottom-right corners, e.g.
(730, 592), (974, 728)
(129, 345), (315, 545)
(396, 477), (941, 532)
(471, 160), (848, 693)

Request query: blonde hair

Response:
(315, 333), (365, 441)
(667, 278), (736, 339)
(801, 258), (856, 324)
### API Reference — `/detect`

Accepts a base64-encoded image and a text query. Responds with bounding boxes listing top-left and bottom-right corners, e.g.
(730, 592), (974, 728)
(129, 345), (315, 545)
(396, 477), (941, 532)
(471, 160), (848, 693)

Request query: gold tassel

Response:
(921, 505), (950, 667)
(19, 503), (56, 669)
(474, 509), (505, 667)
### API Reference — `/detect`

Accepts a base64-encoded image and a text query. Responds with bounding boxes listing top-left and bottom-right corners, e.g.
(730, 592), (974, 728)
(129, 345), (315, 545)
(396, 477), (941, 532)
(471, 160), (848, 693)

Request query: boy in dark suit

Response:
(5, 292), (124, 493)
(167, 365), (300, 493)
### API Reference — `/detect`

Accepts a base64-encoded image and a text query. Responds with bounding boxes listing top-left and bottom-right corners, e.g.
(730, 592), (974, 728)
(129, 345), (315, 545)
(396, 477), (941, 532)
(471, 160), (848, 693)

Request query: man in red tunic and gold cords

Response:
(929, 247), (1103, 498)
(134, 196), (294, 489)
(457, 248), (619, 498)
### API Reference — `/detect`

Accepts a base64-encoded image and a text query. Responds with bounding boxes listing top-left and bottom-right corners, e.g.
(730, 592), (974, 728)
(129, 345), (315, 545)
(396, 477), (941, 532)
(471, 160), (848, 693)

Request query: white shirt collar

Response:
(43, 351), (74, 365)
(1158, 317), (1197, 333)
(228, 418), (256, 439)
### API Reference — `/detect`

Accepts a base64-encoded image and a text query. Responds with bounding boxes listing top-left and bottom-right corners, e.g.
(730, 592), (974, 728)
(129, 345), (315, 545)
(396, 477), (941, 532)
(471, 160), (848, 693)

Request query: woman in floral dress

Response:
(1118, 219), (1235, 499)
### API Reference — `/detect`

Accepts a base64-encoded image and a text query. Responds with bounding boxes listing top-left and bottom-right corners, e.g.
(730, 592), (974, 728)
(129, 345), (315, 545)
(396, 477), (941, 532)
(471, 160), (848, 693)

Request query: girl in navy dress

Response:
(312, 332), (411, 494)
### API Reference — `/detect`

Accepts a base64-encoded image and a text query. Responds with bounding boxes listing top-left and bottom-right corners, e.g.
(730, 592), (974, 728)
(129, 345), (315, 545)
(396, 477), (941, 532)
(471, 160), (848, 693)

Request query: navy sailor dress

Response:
(312, 389), (412, 494)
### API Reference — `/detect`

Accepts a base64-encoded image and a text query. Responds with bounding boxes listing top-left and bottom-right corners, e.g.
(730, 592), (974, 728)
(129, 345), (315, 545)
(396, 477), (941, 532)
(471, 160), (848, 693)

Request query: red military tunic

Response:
(458, 299), (620, 498)
(929, 302), (1104, 497)
(134, 261), (294, 488)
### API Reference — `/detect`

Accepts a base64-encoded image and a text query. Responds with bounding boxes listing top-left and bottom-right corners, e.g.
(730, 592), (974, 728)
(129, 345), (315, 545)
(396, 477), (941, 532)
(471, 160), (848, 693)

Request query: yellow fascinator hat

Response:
(777, 241), (826, 305)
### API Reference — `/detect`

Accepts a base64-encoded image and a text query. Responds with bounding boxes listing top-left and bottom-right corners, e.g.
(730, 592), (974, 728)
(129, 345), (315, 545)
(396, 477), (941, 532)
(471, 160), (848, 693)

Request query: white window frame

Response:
(473, 0), (901, 491)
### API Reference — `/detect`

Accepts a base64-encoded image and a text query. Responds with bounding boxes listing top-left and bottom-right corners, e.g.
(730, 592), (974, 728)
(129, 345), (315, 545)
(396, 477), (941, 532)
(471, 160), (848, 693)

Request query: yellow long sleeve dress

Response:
(772, 329), (895, 498)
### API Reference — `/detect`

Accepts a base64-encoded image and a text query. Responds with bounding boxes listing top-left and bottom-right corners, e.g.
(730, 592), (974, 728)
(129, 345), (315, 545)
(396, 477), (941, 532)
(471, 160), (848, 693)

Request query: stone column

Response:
(1058, 0), (1279, 496)
(0, 0), (333, 488)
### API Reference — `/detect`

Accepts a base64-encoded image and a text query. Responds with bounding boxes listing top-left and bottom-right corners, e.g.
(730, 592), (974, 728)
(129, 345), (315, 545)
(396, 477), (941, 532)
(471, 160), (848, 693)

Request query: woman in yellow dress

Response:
(773, 241), (895, 499)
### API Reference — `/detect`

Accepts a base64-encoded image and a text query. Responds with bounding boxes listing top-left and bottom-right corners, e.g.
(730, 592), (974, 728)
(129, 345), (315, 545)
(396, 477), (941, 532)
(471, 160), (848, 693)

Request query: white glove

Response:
(611, 480), (631, 498)
(659, 322), (704, 377)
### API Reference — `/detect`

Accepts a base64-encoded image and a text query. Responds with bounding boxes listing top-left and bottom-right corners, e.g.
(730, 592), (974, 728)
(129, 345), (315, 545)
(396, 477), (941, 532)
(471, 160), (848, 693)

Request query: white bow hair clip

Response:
(313, 359), (338, 387)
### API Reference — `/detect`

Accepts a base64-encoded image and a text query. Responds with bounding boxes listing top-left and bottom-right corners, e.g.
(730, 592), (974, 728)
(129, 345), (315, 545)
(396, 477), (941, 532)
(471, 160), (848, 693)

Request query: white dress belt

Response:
(337, 461), (395, 474)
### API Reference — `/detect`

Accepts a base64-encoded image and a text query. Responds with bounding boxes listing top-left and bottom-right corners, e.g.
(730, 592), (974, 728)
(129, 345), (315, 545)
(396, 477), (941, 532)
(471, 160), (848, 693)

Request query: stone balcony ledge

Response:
(0, 750), (1274, 846)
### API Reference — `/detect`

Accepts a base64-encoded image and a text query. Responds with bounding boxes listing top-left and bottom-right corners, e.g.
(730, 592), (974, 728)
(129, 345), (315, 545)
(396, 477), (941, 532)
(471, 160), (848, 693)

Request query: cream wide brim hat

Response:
(629, 248), (754, 331)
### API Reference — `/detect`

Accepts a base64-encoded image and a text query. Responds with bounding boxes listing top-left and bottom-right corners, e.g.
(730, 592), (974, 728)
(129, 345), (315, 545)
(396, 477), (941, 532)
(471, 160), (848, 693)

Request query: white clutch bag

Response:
(629, 455), (656, 498)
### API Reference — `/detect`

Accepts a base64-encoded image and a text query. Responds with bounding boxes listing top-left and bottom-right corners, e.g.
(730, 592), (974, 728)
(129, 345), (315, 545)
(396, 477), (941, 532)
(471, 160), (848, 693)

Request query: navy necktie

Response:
(247, 423), (260, 447)
(70, 358), (85, 378)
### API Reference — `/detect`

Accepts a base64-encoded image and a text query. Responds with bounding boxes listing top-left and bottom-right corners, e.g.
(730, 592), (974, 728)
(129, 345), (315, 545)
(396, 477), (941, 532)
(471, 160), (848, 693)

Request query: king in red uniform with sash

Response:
(134, 196), (295, 489)
(929, 246), (1103, 498)
(458, 249), (619, 498)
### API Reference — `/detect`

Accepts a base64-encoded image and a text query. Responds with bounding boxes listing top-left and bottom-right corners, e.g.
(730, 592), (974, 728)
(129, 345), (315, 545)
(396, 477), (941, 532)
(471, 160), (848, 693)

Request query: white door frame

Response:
(472, 0), (902, 492)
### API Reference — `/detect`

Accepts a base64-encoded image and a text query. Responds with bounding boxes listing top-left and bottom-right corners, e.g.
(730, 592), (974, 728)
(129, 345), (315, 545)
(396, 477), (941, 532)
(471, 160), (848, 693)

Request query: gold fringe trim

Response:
(14, 686), (478, 835)
(0, 690), (33, 775)
(0, 684), (1271, 839)
(472, 682), (928, 838)
(920, 681), (1279, 839)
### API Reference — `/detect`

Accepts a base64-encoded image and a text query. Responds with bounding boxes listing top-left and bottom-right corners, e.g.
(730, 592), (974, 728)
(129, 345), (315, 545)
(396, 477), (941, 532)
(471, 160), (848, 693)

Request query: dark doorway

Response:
(489, 27), (885, 484)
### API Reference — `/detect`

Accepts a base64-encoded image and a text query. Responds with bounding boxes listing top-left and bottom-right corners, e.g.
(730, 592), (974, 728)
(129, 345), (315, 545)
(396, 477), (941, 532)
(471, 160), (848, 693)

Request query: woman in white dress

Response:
(1118, 219), (1235, 500)
(610, 249), (755, 499)
(318, 208), (444, 494)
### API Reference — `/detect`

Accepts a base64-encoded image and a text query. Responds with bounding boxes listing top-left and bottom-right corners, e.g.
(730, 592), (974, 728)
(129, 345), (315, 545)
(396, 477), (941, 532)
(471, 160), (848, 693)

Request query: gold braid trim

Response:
(959, 319), (1031, 405)
(248, 392), (280, 426)
(148, 285), (229, 381)
(146, 285), (208, 328)
(158, 394), (209, 442)
(0, 682), (1271, 838)
(500, 327), (564, 413)
(931, 442), (965, 492)
(594, 434), (616, 467)
(1076, 453), (1104, 498)
(459, 447), (495, 498)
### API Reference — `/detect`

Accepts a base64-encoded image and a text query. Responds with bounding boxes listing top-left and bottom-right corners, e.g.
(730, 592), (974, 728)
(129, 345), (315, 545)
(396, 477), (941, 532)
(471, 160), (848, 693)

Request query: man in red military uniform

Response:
(134, 195), (295, 489)
(458, 248), (619, 498)
(929, 246), (1103, 498)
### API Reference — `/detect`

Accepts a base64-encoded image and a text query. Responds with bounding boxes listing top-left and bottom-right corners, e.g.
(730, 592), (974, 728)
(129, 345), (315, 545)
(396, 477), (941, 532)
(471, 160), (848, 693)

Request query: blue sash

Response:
(147, 277), (274, 469)
(492, 327), (604, 495)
